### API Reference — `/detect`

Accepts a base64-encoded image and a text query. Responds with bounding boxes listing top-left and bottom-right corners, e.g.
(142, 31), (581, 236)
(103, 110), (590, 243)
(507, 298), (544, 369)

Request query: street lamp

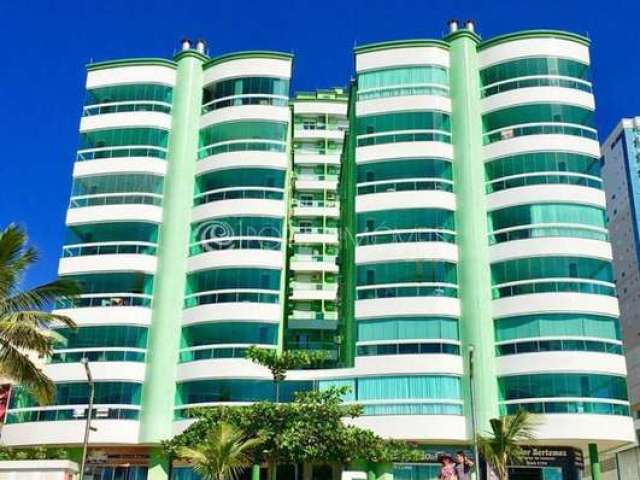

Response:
(79, 358), (95, 480)
(468, 345), (481, 480)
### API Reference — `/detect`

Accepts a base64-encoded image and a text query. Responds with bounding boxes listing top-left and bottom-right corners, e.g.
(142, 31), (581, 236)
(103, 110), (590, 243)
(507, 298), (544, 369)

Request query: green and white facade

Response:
(2, 25), (636, 480)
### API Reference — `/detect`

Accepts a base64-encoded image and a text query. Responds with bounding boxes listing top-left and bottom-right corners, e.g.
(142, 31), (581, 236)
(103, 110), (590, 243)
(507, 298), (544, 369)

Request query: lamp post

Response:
(79, 358), (95, 480)
(468, 345), (481, 480)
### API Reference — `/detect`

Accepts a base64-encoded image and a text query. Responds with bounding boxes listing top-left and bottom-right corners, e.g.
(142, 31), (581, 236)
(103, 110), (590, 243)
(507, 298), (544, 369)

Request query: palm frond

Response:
(1, 278), (80, 314)
(0, 342), (54, 404)
(0, 320), (56, 355)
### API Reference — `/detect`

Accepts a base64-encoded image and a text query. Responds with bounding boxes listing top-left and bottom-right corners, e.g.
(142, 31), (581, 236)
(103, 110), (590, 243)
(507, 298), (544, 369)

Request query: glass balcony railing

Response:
(356, 229), (456, 246)
(289, 310), (338, 321)
(62, 241), (158, 257)
(489, 224), (608, 244)
(492, 278), (616, 299)
(83, 101), (172, 116)
(69, 193), (163, 208)
(184, 289), (280, 308)
(486, 172), (603, 192)
(356, 283), (458, 300)
(5, 406), (140, 424)
(483, 123), (597, 145)
(292, 226), (338, 236)
(292, 199), (339, 209)
(178, 344), (276, 363)
(193, 187), (283, 206)
(50, 348), (146, 363)
(201, 94), (288, 114)
(190, 237), (282, 255)
(55, 293), (153, 309)
(357, 178), (454, 195)
(76, 146), (167, 161)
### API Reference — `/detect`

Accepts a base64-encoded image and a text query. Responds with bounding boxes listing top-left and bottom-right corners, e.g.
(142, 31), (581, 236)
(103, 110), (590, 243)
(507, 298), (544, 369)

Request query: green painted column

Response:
(148, 448), (170, 480)
(139, 47), (206, 443)
(252, 464), (261, 480)
(447, 29), (499, 434)
(589, 443), (601, 480)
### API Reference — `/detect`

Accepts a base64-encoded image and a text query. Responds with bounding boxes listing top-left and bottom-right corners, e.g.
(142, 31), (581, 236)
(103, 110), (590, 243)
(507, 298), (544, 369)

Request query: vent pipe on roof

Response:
(181, 38), (191, 51)
(448, 19), (459, 33)
(195, 39), (207, 54)
(464, 20), (476, 32)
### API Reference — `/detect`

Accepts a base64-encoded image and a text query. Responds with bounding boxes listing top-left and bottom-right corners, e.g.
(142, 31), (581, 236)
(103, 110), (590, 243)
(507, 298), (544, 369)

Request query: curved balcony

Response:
(483, 133), (599, 161)
(356, 190), (455, 213)
(356, 229), (456, 247)
(489, 237), (612, 263)
(493, 292), (619, 320)
(194, 187), (283, 206)
(202, 94), (288, 114)
(192, 198), (284, 222)
(356, 241), (458, 264)
(59, 242), (158, 275)
(178, 343), (275, 363)
(66, 203), (163, 226)
(80, 111), (171, 132)
(56, 293), (153, 310)
(486, 171), (602, 193)
(201, 104), (290, 129)
(356, 141), (453, 164)
(184, 289), (280, 309)
(44, 361), (146, 383)
(487, 184), (605, 211)
(357, 178), (454, 196)
(197, 150), (287, 175)
(356, 95), (451, 117)
(73, 157), (167, 178)
(496, 350), (626, 377)
(348, 414), (466, 442)
(1, 414), (141, 446)
(187, 248), (283, 272)
(481, 86), (594, 113)
(356, 295), (460, 319)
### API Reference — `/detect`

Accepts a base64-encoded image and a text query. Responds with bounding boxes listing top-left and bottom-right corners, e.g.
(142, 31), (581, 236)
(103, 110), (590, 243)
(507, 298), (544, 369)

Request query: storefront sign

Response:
(519, 447), (584, 469)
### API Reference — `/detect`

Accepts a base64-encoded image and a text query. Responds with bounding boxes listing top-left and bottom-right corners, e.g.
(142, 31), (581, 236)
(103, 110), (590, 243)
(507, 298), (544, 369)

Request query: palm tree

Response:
(176, 422), (263, 480)
(0, 224), (78, 404)
(477, 410), (538, 480)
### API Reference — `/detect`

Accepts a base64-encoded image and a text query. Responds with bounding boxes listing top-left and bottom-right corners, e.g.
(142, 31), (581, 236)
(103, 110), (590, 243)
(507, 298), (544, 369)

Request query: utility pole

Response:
(80, 358), (95, 480)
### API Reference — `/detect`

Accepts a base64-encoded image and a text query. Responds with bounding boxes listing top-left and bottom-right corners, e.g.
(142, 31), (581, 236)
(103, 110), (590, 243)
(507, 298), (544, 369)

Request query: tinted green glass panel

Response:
(495, 314), (621, 341)
(79, 128), (169, 149)
(191, 217), (283, 240)
(357, 261), (458, 286)
(199, 121), (287, 146)
(319, 375), (462, 401)
(357, 158), (452, 182)
(54, 326), (148, 349)
(85, 84), (173, 105)
(502, 401), (629, 416)
(66, 273), (154, 295)
(186, 268), (281, 293)
(71, 174), (164, 196)
(356, 111), (451, 136)
(499, 373), (628, 401)
(64, 222), (159, 244)
(357, 316), (459, 341)
(480, 57), (590, 86)
(491, 257), (613, 284)
(485, 152), (601, 180)
(181, 322), (278, 346)
(488, 204), (606, 231)
(359, 66), (449, 89)
(483, 104), (594, 132)
(175, 380), (312, 404)
(196, 168), (285, 192)
(356, 208), (455, 233)
(10, 382), (142, 409)
(202, 77), (289, 104)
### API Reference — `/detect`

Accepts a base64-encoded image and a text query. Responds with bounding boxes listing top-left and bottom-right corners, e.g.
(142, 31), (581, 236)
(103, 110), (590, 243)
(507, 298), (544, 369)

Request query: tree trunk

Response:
(275, 380), (280, 403)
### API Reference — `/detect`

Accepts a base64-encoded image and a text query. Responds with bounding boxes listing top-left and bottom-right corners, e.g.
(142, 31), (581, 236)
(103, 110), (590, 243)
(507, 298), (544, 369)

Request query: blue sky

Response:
(1, 0), (639, 288)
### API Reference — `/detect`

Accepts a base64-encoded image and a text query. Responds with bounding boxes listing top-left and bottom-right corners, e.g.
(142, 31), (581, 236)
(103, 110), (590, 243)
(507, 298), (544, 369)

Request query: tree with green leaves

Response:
(164, 387), (424, 477)
(175, 422), (264, 480)
(245, 346), (327, 402)
(0, 224), (78, 404)
(476, 410), (538, 480)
